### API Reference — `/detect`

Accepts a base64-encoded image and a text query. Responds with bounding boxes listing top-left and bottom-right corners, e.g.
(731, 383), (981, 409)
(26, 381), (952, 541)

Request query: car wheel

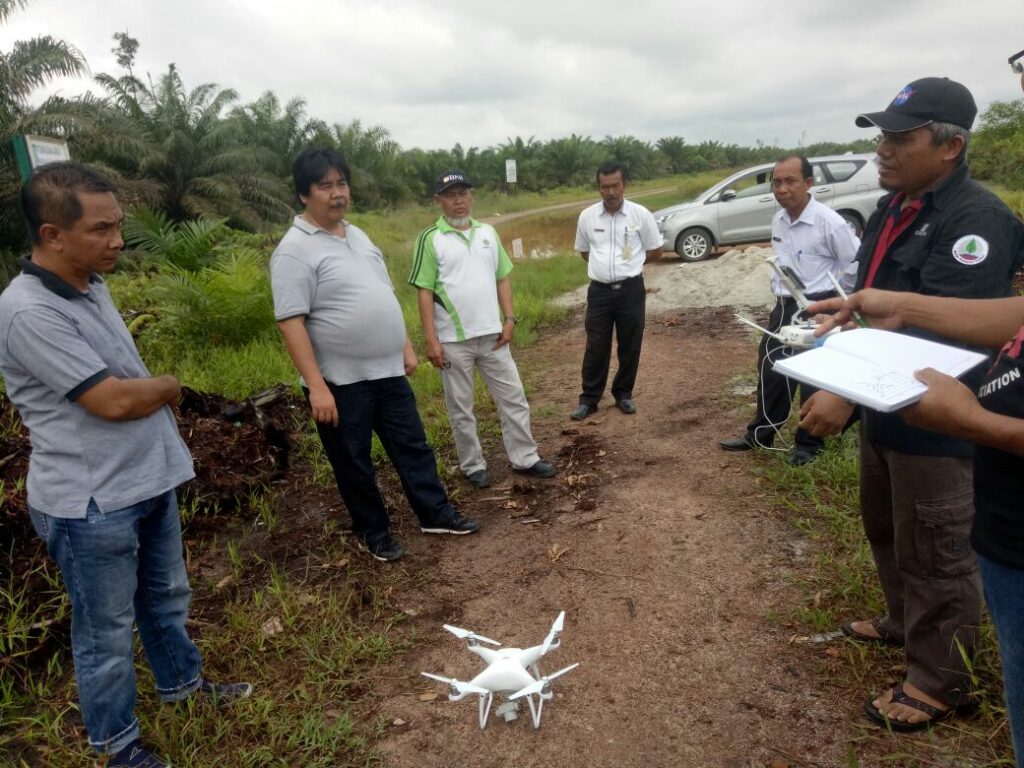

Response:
(675, 228), (713, 262)
(838, 210), (864, 238)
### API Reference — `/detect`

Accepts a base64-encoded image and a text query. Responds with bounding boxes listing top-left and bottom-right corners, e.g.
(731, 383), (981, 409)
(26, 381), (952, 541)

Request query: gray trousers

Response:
(860, 439), (982, 706)
(441, 335), (540, 475)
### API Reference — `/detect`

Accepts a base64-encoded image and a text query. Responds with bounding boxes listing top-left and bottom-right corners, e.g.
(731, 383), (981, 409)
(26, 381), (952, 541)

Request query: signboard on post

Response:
(511, 238), (524, 259)
(12, 135), (72, 182)
(505, 159), (518, 184)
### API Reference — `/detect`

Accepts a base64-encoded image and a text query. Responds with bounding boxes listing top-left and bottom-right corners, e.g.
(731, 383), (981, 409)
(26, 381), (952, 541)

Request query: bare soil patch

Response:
(366, 305), (869, 768)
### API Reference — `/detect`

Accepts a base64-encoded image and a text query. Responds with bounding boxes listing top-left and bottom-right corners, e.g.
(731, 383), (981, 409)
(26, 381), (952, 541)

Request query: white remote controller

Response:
(734, 314), (840, 349)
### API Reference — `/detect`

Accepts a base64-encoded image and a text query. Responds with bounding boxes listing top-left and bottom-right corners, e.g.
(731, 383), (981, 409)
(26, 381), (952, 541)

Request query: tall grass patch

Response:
(757, 429), (1014, 765)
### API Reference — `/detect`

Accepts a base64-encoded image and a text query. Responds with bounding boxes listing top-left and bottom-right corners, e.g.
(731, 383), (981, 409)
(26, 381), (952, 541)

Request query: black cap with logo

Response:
(435, 170), (473, 194)
(855, 77), (977, 132)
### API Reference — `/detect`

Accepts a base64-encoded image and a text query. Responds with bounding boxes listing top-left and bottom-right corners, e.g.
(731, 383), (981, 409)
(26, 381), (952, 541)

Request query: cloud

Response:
(0, 0), (1021, 150)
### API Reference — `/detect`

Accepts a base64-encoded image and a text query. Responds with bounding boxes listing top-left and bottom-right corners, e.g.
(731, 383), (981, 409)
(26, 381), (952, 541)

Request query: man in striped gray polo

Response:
(409, 170), (555, 489)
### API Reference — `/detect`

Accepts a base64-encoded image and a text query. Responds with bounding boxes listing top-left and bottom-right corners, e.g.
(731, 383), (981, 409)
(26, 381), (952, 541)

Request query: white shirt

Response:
(770, 197), (860, 298)
(575, 199), (663, 284)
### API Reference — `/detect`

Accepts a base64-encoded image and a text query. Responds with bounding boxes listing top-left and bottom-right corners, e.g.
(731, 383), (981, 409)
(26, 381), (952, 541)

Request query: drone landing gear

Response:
(478, 692), (494, 729)
(526, 694), (548, 729)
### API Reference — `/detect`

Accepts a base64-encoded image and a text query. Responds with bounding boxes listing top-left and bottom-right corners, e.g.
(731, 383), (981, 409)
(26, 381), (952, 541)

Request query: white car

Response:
(654, 154), (884, 262)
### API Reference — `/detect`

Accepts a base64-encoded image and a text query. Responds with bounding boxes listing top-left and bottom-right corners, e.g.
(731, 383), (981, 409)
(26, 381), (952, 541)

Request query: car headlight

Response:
(655, 213), (675, 226)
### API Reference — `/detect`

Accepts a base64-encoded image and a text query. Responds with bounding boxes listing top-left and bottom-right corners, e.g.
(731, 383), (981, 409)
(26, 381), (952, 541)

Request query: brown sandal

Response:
(841, 617), (902, 647)
(864, 683), (953, 732)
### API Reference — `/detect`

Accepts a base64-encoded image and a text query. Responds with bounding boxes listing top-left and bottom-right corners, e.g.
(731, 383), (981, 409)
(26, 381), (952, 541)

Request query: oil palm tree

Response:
(0, 0), (88, 278)
(92, 64), (294, 229)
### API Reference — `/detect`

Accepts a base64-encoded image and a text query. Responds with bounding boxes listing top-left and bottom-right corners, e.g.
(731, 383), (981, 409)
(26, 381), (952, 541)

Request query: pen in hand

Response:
(826, 272), (869, 328)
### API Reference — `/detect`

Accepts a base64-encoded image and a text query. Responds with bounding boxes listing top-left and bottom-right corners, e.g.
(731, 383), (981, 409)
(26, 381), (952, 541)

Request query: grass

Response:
(749, 420), (1015, 766)
(6, 167), (1020, 764)
(991, 184), (1024, 218)
(0, 516), (404, 767)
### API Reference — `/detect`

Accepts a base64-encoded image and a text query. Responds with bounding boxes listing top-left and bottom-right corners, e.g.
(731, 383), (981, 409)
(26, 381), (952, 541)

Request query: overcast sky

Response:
(2, 0), (1022, 152)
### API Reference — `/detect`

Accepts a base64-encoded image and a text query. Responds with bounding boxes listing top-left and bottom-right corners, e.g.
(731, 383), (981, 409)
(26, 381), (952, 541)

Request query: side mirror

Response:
(721, 189), (737, 201)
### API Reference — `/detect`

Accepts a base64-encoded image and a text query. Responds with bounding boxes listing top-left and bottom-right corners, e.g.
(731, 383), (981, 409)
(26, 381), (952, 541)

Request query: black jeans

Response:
(311, 376), (453, 543)
(580, 275), (645, 405)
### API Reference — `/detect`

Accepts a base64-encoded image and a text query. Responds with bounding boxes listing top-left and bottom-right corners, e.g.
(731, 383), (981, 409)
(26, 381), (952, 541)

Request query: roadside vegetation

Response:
(756, 432), (1015, 766)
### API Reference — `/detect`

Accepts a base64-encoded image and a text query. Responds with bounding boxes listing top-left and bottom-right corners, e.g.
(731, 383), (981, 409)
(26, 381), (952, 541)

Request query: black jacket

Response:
(856, 163), (1024, 456)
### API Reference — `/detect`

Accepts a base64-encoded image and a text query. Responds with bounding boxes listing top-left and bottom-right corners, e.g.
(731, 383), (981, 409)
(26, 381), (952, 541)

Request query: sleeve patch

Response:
(952, 234), (989, 265)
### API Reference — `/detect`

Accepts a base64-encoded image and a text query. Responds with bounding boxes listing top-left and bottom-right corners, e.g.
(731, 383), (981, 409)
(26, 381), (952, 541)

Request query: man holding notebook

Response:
(719, 155), (859, 465)
(799, 77), (1024, 731)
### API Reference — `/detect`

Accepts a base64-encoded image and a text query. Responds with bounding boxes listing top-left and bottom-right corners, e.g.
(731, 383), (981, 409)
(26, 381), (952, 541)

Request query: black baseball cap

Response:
(855, 77), (977, 132)
(435, 170), (473, 194)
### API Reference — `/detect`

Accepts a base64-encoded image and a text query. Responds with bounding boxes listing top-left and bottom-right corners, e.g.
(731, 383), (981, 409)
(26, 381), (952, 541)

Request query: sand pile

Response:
(555, 246), (776, 312)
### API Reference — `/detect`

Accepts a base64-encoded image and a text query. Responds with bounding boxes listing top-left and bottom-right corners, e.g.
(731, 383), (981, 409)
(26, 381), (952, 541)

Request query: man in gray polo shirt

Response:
(0, 162), (250, 767)
(271, 147), (479, 563)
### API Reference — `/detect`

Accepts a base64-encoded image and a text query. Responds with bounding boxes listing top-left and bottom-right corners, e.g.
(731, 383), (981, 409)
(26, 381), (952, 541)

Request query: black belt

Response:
(592, 274), (642, 291)
(777, 289), (837, 306)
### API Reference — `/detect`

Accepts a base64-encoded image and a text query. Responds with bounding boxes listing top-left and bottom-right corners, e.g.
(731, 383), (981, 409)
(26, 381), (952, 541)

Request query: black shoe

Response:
(787, 447), (821, 467)
(615, 398), (637, 415)
(516, 459), (556, 478)
(570, 403), (597, 421)
(357, 533), (405, 561)
(466, 469), (490, 488)
(719, 434), (756, 451)
(109, 742), (169, 768)
(198, 679), (254, 704)
(421, 512), (480, 535)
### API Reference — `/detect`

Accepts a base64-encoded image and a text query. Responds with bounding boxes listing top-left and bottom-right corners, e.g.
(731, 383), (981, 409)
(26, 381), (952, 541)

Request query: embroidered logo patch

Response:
(892, 86), (915, 106)
(952, 234), (989, 265)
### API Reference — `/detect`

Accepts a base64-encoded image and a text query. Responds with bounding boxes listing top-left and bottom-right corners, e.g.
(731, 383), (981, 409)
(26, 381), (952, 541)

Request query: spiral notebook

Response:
(772, 328), (989, 413)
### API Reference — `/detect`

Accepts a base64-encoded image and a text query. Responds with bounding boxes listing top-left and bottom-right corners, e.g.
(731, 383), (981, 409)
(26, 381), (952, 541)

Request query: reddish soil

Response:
(366, 303), (865, 768)
(7, 284), (1009, 765)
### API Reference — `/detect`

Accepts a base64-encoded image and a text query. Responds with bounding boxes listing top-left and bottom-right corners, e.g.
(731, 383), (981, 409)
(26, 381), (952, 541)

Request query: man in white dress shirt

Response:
(719, 155), (860, 465)
(570, 162), (663, 420)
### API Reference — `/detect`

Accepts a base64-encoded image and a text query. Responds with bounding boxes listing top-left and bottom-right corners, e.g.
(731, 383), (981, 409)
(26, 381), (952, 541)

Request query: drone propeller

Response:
(509, 662), (580, 700)
(540, 611), (565, 656)
(421, 672), (490, 697)
(442, 624), (501, 646)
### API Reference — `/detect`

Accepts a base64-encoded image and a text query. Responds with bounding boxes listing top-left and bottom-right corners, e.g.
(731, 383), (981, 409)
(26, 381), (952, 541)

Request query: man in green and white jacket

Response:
(409, 170), (556, 489)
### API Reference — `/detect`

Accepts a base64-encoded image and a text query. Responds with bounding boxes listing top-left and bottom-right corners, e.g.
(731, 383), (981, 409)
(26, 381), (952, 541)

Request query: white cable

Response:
(752, 301), (800, 452)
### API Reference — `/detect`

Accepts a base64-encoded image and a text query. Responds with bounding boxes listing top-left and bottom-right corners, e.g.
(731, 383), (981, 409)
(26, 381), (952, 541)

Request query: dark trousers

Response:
(746, 294), (835, 450)
(860, 441), (982, 705)
(580, 275), (645, 405)
(312, 376), (453, 544)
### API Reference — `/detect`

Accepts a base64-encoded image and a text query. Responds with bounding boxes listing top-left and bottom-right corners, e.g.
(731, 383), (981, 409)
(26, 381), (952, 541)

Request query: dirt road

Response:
(369, 293), (864, 767)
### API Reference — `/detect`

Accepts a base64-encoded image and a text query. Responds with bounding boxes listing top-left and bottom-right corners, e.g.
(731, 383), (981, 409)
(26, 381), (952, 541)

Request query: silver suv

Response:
(654, 154), (883, 261)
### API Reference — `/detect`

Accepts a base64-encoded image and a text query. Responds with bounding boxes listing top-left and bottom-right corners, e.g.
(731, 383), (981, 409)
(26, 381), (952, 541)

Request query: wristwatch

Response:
(502, 315), (518, 325)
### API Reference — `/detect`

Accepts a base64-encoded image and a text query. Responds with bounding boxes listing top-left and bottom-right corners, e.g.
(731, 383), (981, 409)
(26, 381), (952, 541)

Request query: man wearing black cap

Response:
(409, 170), (555, 489)
(799, 78), (1024, 731)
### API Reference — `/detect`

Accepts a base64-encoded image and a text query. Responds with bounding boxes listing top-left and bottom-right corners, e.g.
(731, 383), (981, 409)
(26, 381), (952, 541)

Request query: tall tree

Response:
(331, 119), (411, 207)
(541, 134), (598, 187)
(232, 91), (329, 179)
(92, 64), (293, 228)
(600, 135), (659, 179)
(111, 32), (138, 79)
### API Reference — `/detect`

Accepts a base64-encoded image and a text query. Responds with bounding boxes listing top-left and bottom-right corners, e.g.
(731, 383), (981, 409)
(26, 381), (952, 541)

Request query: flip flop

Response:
(841, 617), (903, 647)
(863, 683), (954, 732)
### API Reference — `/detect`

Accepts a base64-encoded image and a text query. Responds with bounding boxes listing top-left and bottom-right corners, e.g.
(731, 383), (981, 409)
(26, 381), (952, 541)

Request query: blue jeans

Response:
(978, 552), (1024, 768)
(29, 490), (202, 754)
(312, 376), (454, 544)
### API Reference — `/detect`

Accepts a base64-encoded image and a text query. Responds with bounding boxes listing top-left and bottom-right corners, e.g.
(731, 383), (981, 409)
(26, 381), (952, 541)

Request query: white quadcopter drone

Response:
(421, 611), (578, 729)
